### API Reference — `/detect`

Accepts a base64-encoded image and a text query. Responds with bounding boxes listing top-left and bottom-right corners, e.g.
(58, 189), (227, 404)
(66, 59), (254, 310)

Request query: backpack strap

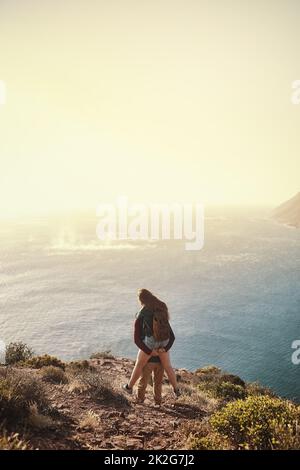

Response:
(138, 308), (153, 337)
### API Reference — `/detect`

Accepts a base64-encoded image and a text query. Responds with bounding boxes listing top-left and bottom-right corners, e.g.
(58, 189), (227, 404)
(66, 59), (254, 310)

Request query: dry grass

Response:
(68, 369), (130, 406)
(67, 377), (89, 394)
(40, 366), (68, 384)
(0, 368), (49, 425)
(5, 342), (34, 365)
(89, 350), (114, 360)
(27, 404), (56, 429)
(67, 360), (96, 373)
(176, 383), (219, 413)
(0, 432), (29, 450)
(25, 355), (65, 370)
(78, 410), (100, 430)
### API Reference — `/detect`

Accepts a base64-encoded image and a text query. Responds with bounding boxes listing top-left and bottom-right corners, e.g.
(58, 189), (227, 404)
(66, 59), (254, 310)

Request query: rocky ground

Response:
(8, 357), (205, 450)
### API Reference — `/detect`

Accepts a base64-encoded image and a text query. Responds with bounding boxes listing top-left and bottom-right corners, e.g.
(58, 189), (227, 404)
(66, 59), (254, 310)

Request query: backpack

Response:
(152, 309), (171, 342)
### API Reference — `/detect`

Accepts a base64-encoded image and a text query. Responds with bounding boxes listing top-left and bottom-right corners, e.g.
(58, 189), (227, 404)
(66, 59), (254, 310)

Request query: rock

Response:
(126, 438), (144, 449)
(111, 436), (126, 448)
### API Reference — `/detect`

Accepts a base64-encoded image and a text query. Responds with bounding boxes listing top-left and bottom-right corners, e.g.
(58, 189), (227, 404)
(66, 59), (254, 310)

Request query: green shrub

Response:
(195, 366), (246, 401)
(198, 379), (246, 401)
(189, 433), (232, 450)
(220, 374), (245, 387)
(90, 350), (114, 360)
(5, 342), (34, 365)
(0, 369), (49, 426)
(215, 382), (247, 401)
(25, 355), (65, 370)
(210, 395), (300, 450)
(40, 366), (68, 384)
(197, 381), (218, 397)
(185, 420), (232, 450)
(269, 421), (300, 450)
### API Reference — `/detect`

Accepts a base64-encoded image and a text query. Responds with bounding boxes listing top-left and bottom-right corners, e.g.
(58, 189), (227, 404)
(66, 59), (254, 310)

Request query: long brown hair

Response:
(138, 289), (169, 319)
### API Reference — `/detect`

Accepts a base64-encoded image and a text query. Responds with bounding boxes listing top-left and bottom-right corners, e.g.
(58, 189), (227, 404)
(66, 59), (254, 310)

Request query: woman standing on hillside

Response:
(123, 289), (180, 397)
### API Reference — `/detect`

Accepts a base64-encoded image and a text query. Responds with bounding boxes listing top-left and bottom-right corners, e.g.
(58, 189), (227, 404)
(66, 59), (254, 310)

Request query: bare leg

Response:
(137, 364), (152, 402)
(158, 351), (178, 391)
(153, 364), (164, 405)
(128, 349), (151, 389)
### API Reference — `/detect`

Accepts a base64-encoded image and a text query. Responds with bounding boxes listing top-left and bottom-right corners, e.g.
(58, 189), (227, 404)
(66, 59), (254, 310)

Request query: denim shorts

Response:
(143, 335), (169, 350)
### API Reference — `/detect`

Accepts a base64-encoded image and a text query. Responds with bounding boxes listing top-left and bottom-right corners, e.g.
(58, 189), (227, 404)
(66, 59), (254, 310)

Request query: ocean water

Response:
(0, 207), (300, 401)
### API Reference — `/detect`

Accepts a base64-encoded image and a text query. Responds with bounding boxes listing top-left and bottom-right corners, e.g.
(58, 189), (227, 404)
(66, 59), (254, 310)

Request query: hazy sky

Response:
(0, 0), (299, 215)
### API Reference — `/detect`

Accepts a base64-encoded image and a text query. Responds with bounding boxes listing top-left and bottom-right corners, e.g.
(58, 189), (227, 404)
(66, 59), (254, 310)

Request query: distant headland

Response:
(273, 192), (300, 228)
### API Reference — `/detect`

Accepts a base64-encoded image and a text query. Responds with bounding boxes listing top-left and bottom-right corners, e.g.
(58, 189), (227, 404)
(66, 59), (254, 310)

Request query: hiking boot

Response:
(122, 384), (133, 395)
